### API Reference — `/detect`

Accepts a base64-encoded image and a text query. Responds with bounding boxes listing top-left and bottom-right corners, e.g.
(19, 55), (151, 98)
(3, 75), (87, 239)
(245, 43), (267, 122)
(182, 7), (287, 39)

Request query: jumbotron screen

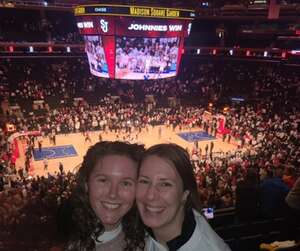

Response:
(74, 5), (195, 80)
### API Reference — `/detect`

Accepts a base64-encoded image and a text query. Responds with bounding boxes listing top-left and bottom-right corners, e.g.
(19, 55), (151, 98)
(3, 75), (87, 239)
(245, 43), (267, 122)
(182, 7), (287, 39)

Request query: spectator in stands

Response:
(136, 143), (231, 251)
(0, 172), (4, 192)
(284, 176), (300, 241)
(260, 168), (290, 218)
(65, 141), (145, 251)
(58, 162), (64, 174)
(282, 166), (297, 189)
(235, 168), (260, 221)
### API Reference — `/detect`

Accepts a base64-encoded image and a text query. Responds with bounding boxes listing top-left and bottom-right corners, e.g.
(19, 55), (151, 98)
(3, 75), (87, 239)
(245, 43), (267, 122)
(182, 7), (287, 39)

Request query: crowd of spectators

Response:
(2, 56), (299, 107)
(0, 8), (81, 43)
(0, 2), (299, 250)
(0, 169), (75, 250)
(0, 56), (300, 249)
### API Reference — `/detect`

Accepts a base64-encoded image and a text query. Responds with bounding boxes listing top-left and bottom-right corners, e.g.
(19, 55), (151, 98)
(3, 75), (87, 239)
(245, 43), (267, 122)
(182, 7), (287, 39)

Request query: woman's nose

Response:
(108, 182), (118, 199)
(145, 184), (158, 201)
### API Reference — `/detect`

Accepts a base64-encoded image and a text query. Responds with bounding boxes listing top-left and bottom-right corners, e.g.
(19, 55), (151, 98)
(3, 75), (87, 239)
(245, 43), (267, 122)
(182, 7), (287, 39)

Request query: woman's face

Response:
(87, 155), (137, 231)
(136, 155), (189, 236)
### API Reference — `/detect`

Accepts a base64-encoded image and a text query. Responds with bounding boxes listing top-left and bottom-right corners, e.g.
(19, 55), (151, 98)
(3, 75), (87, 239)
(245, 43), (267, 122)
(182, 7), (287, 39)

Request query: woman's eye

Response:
(122, 180), (133, 187)
(159, 182), (172, 188)
(96, 178), (107, 183)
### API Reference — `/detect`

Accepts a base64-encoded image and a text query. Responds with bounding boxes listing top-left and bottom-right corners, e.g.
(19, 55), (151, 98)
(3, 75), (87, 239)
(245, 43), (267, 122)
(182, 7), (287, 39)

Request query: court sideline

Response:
(15, 125), (237, 177)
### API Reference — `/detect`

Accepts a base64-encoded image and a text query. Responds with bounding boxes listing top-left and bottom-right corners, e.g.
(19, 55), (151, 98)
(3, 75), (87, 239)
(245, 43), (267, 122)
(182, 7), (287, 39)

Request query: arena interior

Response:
(0, 0), (300, 250)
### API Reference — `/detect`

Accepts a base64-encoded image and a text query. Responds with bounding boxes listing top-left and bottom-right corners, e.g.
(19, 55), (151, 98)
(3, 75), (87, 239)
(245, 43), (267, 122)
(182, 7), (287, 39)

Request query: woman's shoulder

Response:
(143, 211), (231, 251)
(185, 210), (231, 251)
(95, 231), (126, 251)
(143, 234), (168, 251)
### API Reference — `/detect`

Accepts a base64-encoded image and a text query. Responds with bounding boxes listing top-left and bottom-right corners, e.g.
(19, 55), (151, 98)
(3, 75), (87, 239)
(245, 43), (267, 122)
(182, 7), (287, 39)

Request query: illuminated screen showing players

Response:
(84, 35), (109, 78)
(115, 37), (179, 80)
(75, 5), (194, 80)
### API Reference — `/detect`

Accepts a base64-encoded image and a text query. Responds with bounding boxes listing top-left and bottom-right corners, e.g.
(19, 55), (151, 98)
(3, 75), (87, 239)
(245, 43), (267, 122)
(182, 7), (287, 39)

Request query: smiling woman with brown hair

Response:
(136, 143), (231, 251)
(65, 141), (145, 251)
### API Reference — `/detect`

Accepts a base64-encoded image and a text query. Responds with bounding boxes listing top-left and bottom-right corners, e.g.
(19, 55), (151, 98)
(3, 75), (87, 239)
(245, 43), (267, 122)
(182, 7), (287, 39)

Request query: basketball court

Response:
(15, 125), (238, 177)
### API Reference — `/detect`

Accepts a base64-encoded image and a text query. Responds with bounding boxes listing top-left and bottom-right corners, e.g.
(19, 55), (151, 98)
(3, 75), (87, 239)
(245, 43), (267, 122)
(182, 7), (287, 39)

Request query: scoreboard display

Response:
(74, 5), (195, 80)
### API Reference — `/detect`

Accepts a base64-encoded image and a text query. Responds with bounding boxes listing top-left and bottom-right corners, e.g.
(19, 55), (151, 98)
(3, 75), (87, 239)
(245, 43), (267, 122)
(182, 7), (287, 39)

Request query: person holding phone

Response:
(136, 143), (231, 251)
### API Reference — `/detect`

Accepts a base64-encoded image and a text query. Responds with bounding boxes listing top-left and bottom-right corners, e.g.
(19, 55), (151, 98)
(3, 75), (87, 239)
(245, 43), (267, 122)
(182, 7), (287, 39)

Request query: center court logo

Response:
(100, 19), (108, 33)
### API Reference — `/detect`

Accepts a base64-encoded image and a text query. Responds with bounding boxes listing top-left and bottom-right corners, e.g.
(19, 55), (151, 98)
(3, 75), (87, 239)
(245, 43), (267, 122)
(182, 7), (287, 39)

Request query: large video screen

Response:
(76, 13), (193, 80)
(84, 35), (109, 78)
(115, 37), (179, 80)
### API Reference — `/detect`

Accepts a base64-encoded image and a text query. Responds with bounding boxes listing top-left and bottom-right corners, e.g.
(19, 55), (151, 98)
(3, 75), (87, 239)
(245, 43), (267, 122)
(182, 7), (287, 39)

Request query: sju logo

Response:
(100, 19), (108, 33)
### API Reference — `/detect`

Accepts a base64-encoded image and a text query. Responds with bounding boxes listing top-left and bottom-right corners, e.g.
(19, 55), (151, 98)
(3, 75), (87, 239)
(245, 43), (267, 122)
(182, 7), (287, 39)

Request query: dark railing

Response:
(1, 42), (299, 64)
